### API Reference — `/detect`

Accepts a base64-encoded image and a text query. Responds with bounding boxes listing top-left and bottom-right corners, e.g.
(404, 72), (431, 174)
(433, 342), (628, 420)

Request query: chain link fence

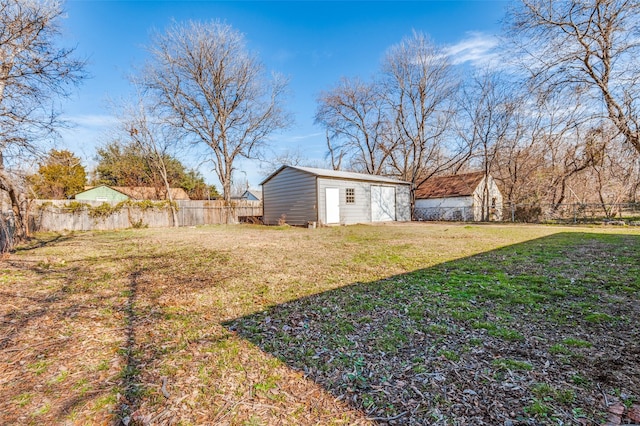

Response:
(414, 206), (475, 222)
(504, 202), (640, 224)
(414, 203), (640, 225)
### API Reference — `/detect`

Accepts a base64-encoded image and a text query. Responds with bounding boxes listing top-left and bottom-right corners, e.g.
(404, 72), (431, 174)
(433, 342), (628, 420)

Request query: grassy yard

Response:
(1, 223), (639, 425)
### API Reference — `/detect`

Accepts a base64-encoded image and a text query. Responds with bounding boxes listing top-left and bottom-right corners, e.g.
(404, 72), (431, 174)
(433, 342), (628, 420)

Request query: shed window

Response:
(346, 188), (355, 204)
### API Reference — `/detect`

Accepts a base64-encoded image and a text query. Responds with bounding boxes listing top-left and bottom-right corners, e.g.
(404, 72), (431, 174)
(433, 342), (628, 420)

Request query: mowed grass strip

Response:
(0, 223), (638, 425)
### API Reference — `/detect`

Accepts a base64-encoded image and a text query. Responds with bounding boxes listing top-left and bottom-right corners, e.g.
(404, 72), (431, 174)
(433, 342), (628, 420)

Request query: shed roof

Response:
(74, 185), (131, 199)
(415, 172), (486, 199)
(261, 165), (411, 186)
(74, 185), (191, 201)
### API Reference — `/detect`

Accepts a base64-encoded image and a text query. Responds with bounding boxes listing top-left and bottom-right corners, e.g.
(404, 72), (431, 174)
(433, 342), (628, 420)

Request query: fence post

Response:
(573, 203), (577, 224)
(511, 202), (515, 223)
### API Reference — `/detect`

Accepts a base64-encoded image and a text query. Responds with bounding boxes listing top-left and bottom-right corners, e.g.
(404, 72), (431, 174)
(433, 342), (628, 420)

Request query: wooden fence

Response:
(30, 200), (263, 232)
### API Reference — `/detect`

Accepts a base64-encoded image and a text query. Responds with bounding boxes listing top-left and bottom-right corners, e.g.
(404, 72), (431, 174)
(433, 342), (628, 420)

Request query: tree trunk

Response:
(164, 182), (179, 228)
(158, 164), (179, 228)
(0, 160), (27, 246)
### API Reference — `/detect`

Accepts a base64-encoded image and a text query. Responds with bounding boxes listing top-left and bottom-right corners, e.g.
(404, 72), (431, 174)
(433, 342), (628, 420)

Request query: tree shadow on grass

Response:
(0, 246), (164, 425)
(2, 231), (249, 424)
(113, 270), (143, 425)
(226, 232), (640, 425)
(12, 232), (73, 252)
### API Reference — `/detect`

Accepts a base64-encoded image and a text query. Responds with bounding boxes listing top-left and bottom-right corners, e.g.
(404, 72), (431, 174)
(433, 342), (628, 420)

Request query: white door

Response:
(371, 186), (396, 222)
(325, 188), (340, 224)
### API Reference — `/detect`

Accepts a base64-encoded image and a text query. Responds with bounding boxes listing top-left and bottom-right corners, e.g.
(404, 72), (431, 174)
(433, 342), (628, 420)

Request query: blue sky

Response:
(59, 0), (508, 189)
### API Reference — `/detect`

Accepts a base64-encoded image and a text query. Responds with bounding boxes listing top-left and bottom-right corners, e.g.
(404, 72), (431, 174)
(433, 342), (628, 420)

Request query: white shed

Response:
(414, 172), (503, 221)
(261, 166), (411, 226)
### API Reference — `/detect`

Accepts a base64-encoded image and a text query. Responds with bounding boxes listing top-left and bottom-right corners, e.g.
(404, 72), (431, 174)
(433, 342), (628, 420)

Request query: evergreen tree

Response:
(29, 150), (87, 199)
(94, 142), (218, 199)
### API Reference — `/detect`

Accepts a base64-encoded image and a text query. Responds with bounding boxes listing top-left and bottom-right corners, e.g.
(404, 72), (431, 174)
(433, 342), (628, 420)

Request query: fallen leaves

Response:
(2, 224), (640, 425)
(604, 401), (640, 426)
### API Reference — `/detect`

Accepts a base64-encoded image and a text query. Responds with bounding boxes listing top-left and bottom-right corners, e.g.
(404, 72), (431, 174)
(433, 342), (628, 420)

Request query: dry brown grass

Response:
(1, 223), (638, 425)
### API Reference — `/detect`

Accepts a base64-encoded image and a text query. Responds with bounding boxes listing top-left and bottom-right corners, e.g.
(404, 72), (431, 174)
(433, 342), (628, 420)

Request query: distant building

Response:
(74, 185), (130, 202)
(414, 172), (503, 221)
(261, 165), (411, 226)
(240, 189), (262, 201)
(74, 185), (190, 202)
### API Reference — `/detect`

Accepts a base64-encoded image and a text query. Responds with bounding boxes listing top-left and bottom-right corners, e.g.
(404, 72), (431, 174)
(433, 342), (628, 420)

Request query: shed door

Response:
(325, 188), (340, 224)
(371, 186), (396, 222)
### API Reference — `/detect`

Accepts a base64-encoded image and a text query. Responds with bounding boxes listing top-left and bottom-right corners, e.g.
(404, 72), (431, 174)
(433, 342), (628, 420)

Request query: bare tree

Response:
(259, 147), (321, 177)
(381, 31), (462, 188)
(535, 89), (599, 209)
(486, 79), (612, 219)
(508, 0), (640, 155)
(493, 86), (598, 213)
(315, 77), (390, 174)
(143, 20), (290, 202)
(457, 71), (521, 220)
(492, 110), (545, 205)
(0, 0), (85, 243)
(325, 131), (345, 171)
(116, 93), (180, 226)
(582, 124), (640, 215)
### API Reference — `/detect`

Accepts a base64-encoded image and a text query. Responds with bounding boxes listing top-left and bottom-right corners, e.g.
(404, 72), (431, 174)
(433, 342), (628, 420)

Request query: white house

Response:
(261, 166), (411, 226)
(414, 172), (503, 221)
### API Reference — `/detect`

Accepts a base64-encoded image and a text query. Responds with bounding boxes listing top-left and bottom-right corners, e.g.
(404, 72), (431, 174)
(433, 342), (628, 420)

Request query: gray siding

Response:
(262, 167), (317, 225)
(317, 178), (372, 224)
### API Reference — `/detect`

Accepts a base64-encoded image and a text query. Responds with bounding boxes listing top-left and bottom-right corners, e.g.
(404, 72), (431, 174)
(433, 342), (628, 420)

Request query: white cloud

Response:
(62, 114), (118, 128)
(444, 32), (501, 67)
(282, 132), (323, 143)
